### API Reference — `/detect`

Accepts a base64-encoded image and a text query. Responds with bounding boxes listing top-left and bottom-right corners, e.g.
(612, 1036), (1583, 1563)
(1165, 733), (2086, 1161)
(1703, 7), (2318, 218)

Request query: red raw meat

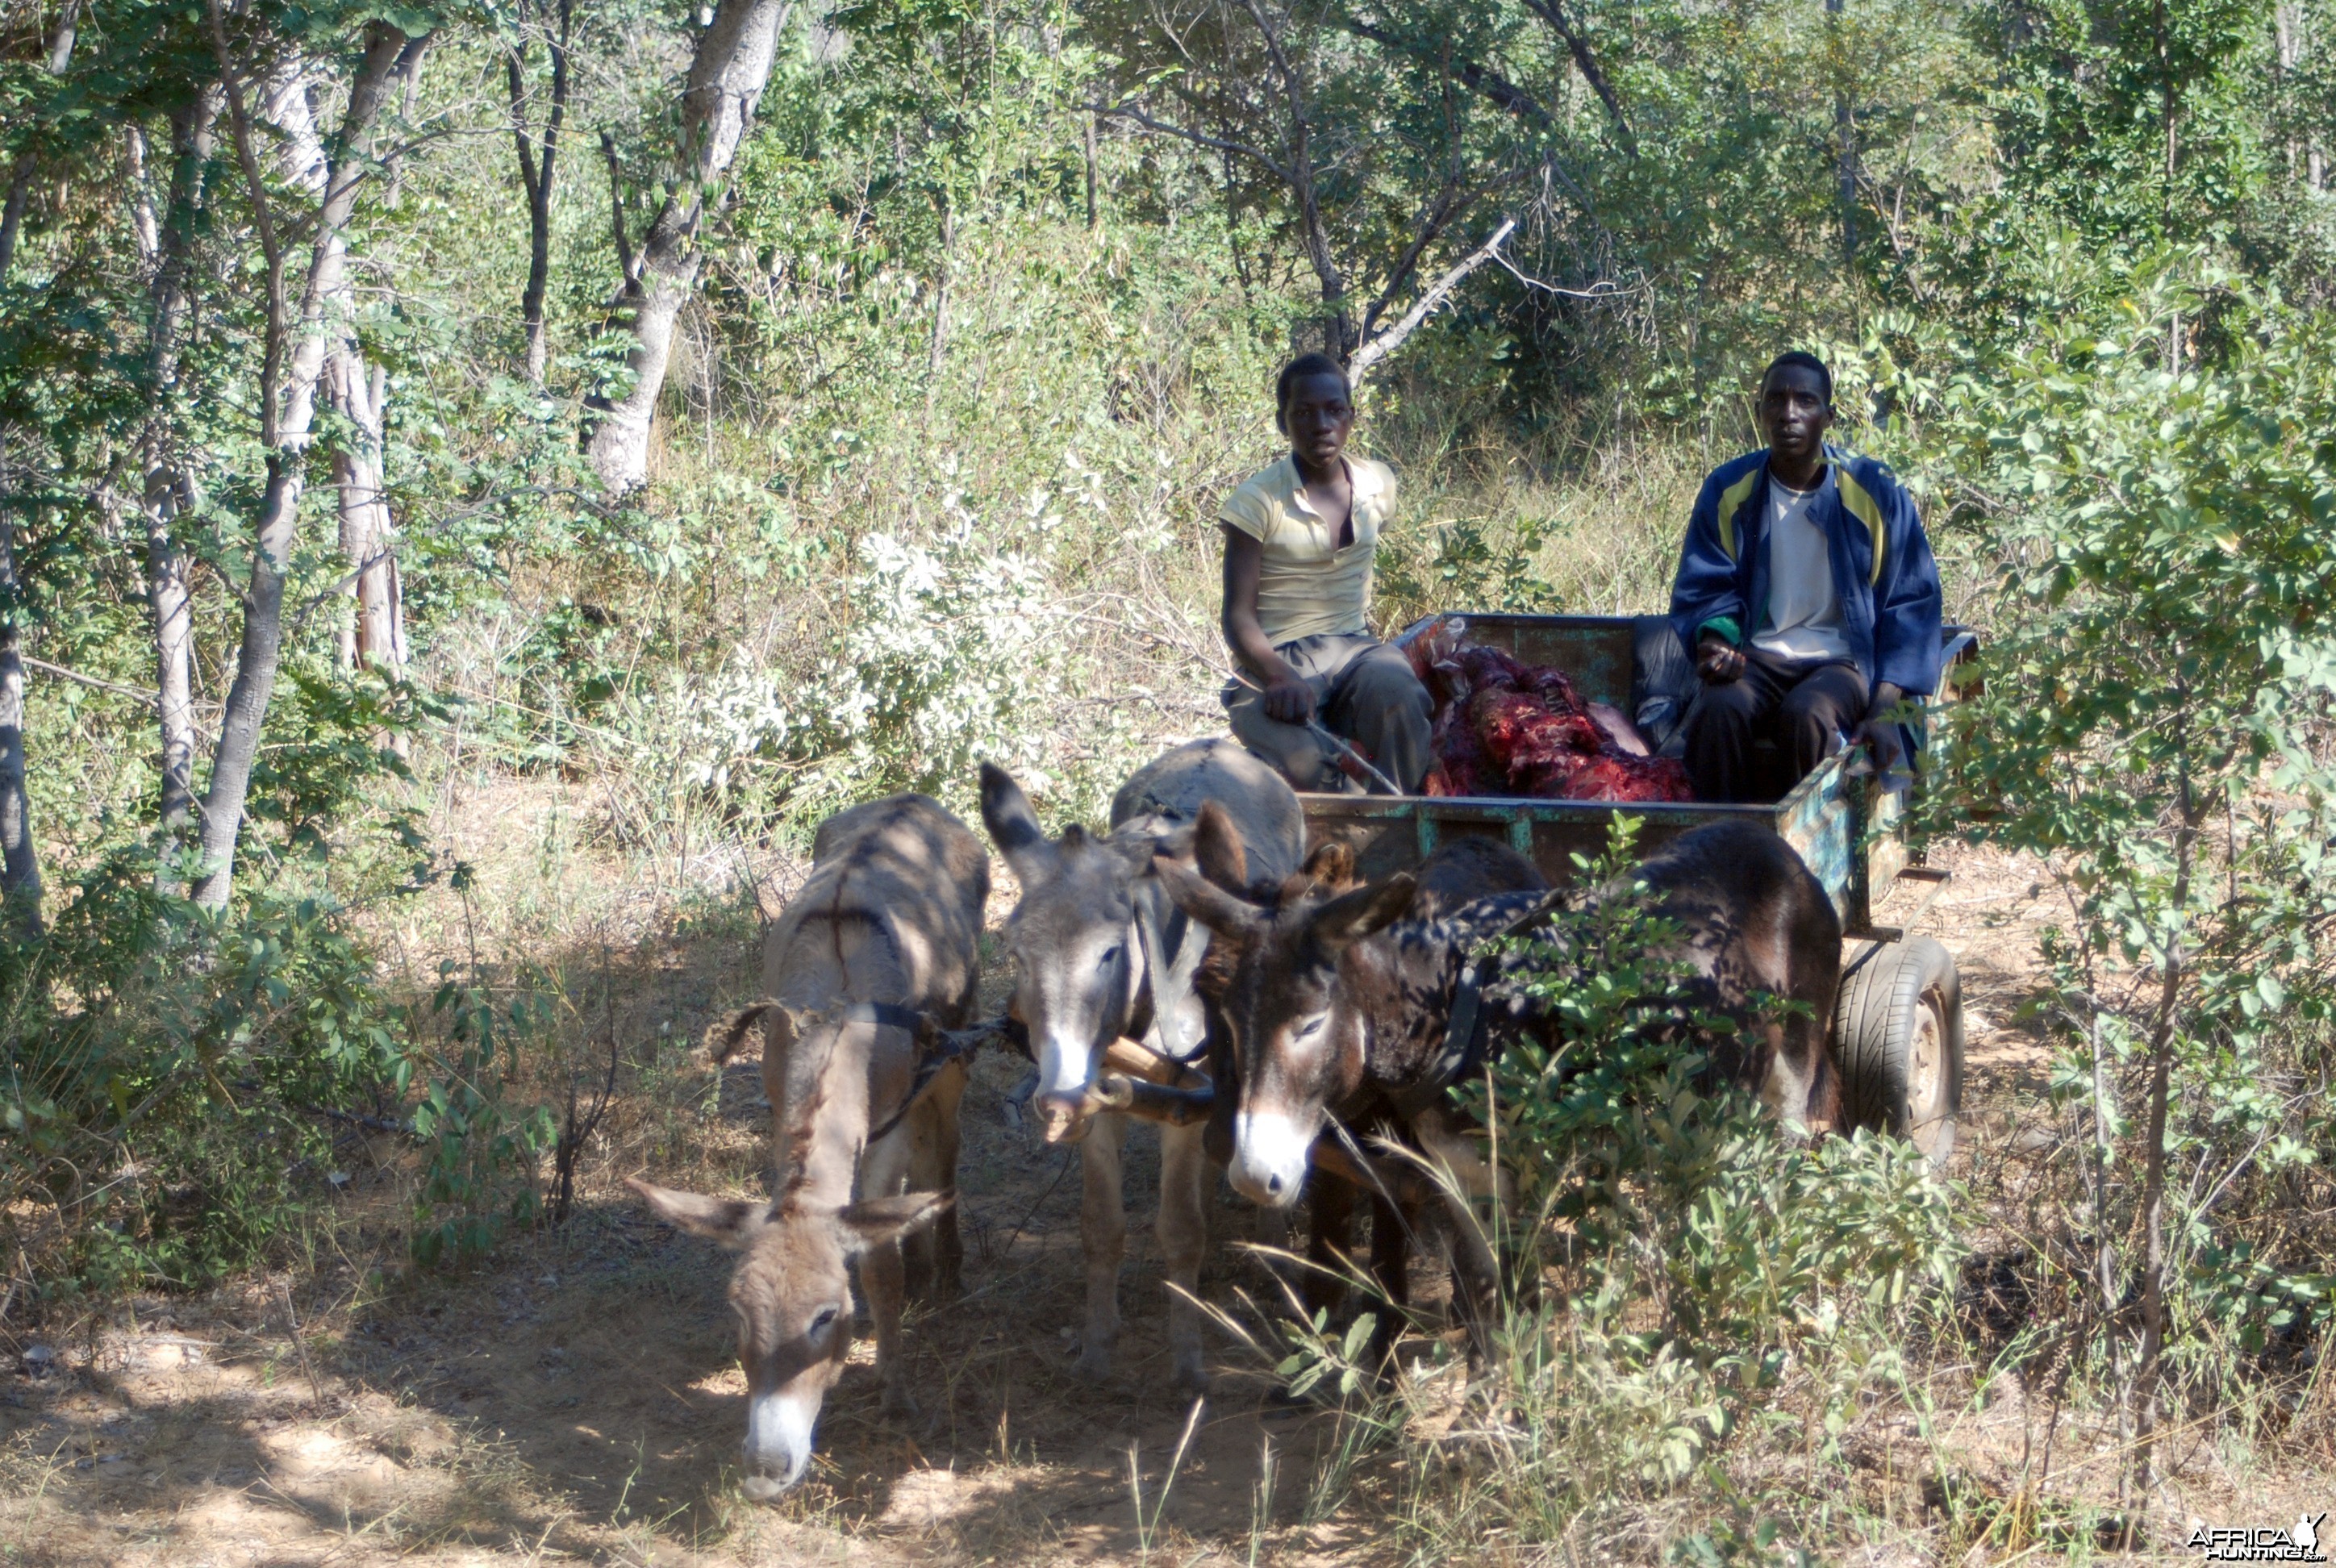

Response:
(1418, 636), (1695, 803)
(1558, 752), (1695, 802)
(1425, 685), (1488, 795)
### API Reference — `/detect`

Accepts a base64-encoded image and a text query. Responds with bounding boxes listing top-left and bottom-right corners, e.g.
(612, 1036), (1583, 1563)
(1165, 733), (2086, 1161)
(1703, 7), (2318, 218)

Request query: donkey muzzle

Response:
(740, 1391), (818, 1499)
(1228, 1109), (1315, 1208)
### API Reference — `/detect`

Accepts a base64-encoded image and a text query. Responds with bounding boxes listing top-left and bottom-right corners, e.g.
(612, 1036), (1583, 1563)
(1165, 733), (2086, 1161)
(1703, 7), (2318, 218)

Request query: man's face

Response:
(1758, 364), (1833, 465)
(1282, 373), (1355, 469)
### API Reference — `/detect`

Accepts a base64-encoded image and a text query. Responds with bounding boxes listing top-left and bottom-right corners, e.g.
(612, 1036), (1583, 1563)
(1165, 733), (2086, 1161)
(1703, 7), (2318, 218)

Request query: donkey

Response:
(1160, 816), (1841, 1353)
(1162, 816), (1842, 1207)
(979, 738), (1303, 1391)
(629, 792), (988, 1498)
(1184, 826), (1547, 1353)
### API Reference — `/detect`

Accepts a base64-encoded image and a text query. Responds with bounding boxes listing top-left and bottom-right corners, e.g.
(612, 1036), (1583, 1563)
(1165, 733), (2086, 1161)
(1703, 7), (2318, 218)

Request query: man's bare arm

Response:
(1220, 527), (1315, 724)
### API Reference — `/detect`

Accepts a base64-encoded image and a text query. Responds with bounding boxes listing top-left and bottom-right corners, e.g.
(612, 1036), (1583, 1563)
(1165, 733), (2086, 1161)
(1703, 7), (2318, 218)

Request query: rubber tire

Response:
(1833, 936), (1963, 1169)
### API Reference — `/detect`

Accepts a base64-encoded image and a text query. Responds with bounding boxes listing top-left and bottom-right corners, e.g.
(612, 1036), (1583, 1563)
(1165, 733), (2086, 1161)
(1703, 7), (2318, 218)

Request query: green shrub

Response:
(0, 864), (401, 1291)
(407, 968), (560, 1270)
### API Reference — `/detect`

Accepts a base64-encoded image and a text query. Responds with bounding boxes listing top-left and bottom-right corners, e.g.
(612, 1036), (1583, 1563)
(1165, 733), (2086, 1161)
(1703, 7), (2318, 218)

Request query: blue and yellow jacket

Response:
(1667, 445), (1943, 696)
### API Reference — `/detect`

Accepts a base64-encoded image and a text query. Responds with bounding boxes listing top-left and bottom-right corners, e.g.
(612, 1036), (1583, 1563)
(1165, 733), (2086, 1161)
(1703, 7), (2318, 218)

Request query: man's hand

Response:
(1853, 715), (1905, 779)
(1696, 632), (1746, 685)
(1856, 682), (1910, 782)
(1262, 673), (1317, 725)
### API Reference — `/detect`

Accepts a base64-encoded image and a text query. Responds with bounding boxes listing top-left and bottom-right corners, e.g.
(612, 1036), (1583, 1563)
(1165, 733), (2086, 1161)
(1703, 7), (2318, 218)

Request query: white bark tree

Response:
(582, 0), (793, 490)
(192, 6), (419, 911)
(129, 90), (223, 890)
(269, 52), (416, 681)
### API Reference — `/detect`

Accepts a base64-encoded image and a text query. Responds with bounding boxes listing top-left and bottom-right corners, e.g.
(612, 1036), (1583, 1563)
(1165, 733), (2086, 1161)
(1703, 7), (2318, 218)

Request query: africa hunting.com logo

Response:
(2188, 1514), (2326, 1562)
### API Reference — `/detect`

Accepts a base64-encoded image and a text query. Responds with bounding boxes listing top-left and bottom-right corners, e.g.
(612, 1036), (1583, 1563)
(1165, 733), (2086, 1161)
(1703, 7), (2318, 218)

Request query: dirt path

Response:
(0, 839), (2316, 1565)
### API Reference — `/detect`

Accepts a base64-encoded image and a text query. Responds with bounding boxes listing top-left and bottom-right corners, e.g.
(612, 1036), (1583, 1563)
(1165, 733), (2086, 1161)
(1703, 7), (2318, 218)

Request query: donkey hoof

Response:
(1170, 1362), (1212, 1399)
(880, 1387), (922, 1422)
(1071, 1345), (1115, 1382)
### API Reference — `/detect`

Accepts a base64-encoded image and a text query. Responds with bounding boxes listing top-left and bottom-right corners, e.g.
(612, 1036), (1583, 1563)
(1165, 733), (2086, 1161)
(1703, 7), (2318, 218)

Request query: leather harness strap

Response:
(850, 1001), (971, 1148)
(1388, 885), (1572, 1119)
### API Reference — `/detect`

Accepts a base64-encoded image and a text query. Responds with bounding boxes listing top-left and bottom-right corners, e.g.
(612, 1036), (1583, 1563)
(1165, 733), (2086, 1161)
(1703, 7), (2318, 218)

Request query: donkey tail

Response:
(699, 1000), (784, 1068)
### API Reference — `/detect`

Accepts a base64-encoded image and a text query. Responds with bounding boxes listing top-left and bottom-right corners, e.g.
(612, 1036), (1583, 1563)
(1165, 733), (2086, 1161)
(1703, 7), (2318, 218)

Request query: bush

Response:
(0, 863), (403, 1291)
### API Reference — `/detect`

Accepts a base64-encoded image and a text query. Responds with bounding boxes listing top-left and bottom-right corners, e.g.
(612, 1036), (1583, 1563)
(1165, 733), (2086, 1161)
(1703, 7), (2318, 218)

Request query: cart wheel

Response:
(1833, 936), (1963, 1168)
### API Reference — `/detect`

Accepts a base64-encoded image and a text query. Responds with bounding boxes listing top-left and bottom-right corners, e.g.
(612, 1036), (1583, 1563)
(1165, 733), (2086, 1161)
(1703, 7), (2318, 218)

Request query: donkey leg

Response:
(1158, 1119), (1211, 1395)
(858, 1136), (922, 1419)
(1366, 1192), (1410, 1370)
(1305, 1175), (1356, 1322)
(913, 1062), (968, 1300)
(1433, 1186), (1501, 1366)
(1075, 1111), (1128, 1380)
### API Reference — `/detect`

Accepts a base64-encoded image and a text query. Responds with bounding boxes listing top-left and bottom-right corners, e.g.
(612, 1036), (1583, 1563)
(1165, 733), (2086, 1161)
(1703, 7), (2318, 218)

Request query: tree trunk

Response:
(1083, 111), (1099, 228)
(191, 19), (411, 912)
(1829, 0), (1856, 265)
(138, 90), (222, 887)
(927, 190), (952, 383)
(327, 354), (403, 672)
(0, 0), (93, 926)
(0, 504), (40, 932)
(277, 48), (411, 678)
(1520, 0), (1635, 153)
(507, 0), (571, 385)
(1234, 0), (1350, 359)
(0, 156), (30, 282)
(2130, 748), (2198, 1509)
(583, 0), (794, 490)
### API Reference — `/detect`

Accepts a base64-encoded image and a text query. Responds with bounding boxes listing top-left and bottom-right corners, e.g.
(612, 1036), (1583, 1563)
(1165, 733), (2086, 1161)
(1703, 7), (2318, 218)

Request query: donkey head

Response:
(1155, 805), (1417, 1207)
(981, 762), (1175, 1142)
(628, 1178), (949, 1497)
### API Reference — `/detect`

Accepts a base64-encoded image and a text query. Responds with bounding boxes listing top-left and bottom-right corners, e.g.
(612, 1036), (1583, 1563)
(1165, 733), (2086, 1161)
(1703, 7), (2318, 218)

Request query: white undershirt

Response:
(1752, 469), (1853, 663)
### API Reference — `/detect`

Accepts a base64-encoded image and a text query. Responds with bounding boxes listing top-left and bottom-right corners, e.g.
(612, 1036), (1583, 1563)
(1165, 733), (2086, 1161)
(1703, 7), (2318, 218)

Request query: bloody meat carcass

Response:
(1404, 628), (1693, 803)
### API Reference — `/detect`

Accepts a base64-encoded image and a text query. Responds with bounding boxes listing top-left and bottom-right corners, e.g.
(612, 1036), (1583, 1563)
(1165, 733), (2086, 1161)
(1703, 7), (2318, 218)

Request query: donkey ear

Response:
(836, 1191), (953, 1253)
(1121, 824), (1187, 881)
(1193, 801), (1249, 891)
(1154, 853), (1262, 937)
(628, 1178), (771, 1249)
(1301, 840), (1356, 889)
(1310, 874), (1418, 949)
(979, 762), (1053, 882)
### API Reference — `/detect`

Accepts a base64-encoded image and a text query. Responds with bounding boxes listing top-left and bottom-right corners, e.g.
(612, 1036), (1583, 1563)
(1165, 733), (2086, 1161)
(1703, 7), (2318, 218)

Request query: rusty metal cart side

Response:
(1295, 613), (1977, 1166)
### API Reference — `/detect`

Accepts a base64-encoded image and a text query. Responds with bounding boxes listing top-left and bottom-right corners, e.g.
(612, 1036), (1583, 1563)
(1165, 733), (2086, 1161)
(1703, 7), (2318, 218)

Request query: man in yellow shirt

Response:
(1218, 354), (1434, 793)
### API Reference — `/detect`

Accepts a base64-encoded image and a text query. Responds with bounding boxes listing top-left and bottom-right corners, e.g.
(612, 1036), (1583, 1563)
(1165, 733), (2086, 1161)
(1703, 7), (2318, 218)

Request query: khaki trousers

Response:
(1224, 633), (1435, 794)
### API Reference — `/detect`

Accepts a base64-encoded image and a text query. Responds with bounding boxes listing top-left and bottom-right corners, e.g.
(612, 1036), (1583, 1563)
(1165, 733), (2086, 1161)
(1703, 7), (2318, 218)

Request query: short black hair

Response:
(1275, 352), (1350, 412)
(1759, 350), (1833, 407)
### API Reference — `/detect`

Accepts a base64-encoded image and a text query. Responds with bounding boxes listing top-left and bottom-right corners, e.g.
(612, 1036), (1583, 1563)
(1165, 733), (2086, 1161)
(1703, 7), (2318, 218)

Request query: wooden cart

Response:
(1299, 613), (1977, 1165)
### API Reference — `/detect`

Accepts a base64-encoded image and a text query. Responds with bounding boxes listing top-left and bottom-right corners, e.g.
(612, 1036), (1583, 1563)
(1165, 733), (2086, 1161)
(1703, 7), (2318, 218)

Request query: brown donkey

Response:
(629, 793), (987, 1498)
(1160, 815), (1841, 1354)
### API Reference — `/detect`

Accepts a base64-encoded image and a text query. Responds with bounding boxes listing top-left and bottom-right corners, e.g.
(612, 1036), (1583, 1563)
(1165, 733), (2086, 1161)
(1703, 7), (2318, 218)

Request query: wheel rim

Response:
(1904, 986), (1950, 1153)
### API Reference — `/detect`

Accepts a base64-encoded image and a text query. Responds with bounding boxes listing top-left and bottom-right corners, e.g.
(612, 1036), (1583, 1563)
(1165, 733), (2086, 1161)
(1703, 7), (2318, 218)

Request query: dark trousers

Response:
(1681, 649), (1867, 804)
(1224, 633), (1435, 794)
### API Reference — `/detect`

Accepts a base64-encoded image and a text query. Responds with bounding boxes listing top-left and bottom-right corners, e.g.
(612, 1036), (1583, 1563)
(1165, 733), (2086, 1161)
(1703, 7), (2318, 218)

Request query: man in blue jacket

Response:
(1668, 352), (1942, 803)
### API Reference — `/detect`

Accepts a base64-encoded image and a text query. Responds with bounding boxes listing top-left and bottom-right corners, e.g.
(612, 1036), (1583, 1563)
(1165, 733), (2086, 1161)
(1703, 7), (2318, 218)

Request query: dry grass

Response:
(6, 775), (2331, 1566)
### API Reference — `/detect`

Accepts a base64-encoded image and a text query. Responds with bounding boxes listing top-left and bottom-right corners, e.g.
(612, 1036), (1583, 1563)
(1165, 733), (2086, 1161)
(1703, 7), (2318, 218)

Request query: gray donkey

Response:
(980, 739), (1303, 1391)
(630, 793), (988, 1497)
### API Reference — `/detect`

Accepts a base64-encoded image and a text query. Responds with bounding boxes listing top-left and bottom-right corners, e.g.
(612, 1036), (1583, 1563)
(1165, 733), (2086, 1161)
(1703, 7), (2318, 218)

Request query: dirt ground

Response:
(2, 832), (2329, 1566)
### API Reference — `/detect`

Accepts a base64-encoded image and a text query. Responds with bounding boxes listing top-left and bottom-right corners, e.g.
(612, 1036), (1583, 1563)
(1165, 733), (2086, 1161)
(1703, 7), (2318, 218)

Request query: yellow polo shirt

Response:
(1217, 454), (1398, 644)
